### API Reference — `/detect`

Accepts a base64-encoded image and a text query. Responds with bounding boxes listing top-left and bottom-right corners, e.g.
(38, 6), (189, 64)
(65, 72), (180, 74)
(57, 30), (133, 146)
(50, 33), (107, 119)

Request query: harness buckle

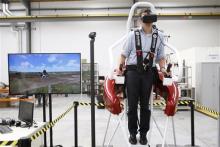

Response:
(136, 50), (142, 56)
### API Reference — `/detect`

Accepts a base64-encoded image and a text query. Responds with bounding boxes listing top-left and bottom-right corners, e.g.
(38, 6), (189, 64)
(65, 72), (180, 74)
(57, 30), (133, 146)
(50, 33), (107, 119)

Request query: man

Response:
(119, 8), (167, 145)
(41, 69), (49, 79)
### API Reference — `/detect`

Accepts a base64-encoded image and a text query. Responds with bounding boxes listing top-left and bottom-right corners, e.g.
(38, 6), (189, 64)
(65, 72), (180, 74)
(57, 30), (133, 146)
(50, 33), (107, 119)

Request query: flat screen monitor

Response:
(8, 53), (81, 95)
(18, 101), (34, 126)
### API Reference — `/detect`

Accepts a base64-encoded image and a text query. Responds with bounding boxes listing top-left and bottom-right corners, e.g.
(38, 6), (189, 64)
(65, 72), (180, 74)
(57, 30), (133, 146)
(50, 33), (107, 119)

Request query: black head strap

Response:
(141, 14), (157, 23)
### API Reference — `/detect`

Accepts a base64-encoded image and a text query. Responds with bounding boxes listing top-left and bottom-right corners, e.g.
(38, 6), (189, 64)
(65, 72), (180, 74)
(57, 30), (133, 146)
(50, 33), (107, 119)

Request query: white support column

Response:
(218, 115), (220, 147)
(102, 113), (112, 147)
(162, 117), (169, 147)
(218, 67), (220, 147)
(0, 29), (2, 83)
(171, 117), (177, 146)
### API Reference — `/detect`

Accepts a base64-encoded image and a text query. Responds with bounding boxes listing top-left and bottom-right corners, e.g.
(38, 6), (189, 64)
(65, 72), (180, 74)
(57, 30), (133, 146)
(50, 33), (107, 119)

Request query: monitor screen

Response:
(8, 53), (81, 95)
(18, 101), (34, 126)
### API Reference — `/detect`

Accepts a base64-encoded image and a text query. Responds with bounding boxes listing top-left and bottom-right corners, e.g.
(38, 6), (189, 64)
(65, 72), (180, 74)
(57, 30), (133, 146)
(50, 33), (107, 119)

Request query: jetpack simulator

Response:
(103, 1), (183, 147)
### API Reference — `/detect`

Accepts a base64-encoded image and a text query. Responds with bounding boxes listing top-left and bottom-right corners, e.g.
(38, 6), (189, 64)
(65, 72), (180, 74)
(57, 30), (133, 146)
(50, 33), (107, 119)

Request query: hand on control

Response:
(161, 67), (171, 77)
(117, 64), (125, 76)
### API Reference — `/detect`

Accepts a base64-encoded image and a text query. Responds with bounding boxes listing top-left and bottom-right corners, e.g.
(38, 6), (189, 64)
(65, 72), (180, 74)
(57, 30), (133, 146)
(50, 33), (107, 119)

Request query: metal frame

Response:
(0, 14), (218, 22)
(102, 112), (129, 147)
(104, 1), (183, 146)
(108, 2), (182, 82)
(102, 89), (177, 147)
(1, 5), (220, 11)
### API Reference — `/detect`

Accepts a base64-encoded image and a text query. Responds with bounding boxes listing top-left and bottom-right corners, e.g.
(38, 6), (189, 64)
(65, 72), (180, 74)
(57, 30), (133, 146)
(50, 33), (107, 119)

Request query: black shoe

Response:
(129, 134), (137, 145)
(139, 134), (148, 145)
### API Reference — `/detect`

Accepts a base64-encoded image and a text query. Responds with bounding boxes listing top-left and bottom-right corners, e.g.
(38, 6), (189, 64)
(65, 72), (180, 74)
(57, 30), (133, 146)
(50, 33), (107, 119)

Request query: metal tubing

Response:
(108, 34), (127, 77)
(183, 60), (186, 83)
(162, 117), (169, 147)
(5, 4), (13, 16)
(171, 117), (177, 146)
(26, 22), (31, 53)
(164, 42), (182, 82)
(20, 29), (22, 53)
(152, 116), (169, 147)
(48, 94), (53, 147)
(218, 118), (220, 147)
(26, 1), (31, 53)
(218, 67), (220, 147)
(118, 113), (131, 147)
(89, 32), (96, 147)
(190, 100), (195, 146)
(2, 3), (10, 16)
(107, 112), (125, 147)
(2, 5), (220, 11)
(126, 2), (156, 31)
(0, 13), (218, 23)
(102, 113), (112, 147)
(107, 117), (121, 146)
(43, 94), (47, 147)
(74, 101), (79, 147)
(0, 24), (24, 27)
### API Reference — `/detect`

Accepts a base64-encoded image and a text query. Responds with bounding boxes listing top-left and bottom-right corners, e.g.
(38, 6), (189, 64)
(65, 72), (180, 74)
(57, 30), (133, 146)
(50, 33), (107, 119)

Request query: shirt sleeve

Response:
(156, 33), (165, 62)
(121, 31), (133, 58)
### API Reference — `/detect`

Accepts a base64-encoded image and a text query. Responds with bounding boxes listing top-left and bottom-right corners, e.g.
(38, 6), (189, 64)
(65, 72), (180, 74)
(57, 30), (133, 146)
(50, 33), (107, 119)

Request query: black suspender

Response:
(134, 30), (144, 73)
(134, 28), (158, 72)
(148, 30), (158, 68)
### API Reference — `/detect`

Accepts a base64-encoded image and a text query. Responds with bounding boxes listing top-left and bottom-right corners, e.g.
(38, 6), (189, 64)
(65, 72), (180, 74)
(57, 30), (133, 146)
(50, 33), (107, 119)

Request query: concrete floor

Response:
(0, 95), (219, 147)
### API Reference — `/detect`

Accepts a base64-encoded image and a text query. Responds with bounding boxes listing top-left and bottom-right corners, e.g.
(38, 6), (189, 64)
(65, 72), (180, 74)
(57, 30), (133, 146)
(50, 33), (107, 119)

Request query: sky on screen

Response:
(9, 54), (80, 72)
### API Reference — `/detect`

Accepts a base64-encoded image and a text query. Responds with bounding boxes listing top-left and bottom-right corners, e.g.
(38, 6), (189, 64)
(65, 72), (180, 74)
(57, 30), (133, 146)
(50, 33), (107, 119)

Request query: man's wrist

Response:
(119, 63), (124, 71)
(160, 67), (166, 71)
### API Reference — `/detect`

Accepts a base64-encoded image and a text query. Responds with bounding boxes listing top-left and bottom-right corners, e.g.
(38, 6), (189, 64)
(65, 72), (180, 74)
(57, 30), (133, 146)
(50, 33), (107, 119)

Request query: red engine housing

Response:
(103, 77), (122, 115)
(103, 72), (179, 116)
(157, 72), (179, 116)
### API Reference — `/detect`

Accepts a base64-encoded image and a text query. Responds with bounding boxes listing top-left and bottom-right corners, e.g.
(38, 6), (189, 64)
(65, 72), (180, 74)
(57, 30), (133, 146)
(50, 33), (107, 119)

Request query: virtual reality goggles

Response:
(141, 14), (157, 23)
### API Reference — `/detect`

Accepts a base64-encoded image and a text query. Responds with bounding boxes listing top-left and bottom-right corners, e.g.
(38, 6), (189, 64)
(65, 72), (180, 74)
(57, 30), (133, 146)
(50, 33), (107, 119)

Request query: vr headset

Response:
(141, 14), (157, 23)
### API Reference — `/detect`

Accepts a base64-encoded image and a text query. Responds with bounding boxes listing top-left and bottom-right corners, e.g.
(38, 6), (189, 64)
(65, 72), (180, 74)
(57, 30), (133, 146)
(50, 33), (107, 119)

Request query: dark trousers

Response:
(126, 70), (153, 135)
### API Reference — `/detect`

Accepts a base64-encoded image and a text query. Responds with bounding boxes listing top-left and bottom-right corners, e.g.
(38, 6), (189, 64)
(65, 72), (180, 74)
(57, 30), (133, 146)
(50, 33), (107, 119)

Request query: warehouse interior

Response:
(0, 0), (219, 147)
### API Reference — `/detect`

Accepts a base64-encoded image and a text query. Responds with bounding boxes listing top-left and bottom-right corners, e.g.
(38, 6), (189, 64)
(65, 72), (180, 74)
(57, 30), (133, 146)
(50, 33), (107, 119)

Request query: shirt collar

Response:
(140, 27), (156, 35)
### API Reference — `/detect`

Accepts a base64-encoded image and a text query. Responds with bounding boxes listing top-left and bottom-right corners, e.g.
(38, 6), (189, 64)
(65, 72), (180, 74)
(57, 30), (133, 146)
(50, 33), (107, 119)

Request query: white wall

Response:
(0, 18), (219, 84)
(180, 47), (220, 87)
(157, 19), (220, 50)
(0, 0), (220, 83)
(32, 18), (127, 75)
(0, 27), (22, 84)
(31, 18), (220, 78)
